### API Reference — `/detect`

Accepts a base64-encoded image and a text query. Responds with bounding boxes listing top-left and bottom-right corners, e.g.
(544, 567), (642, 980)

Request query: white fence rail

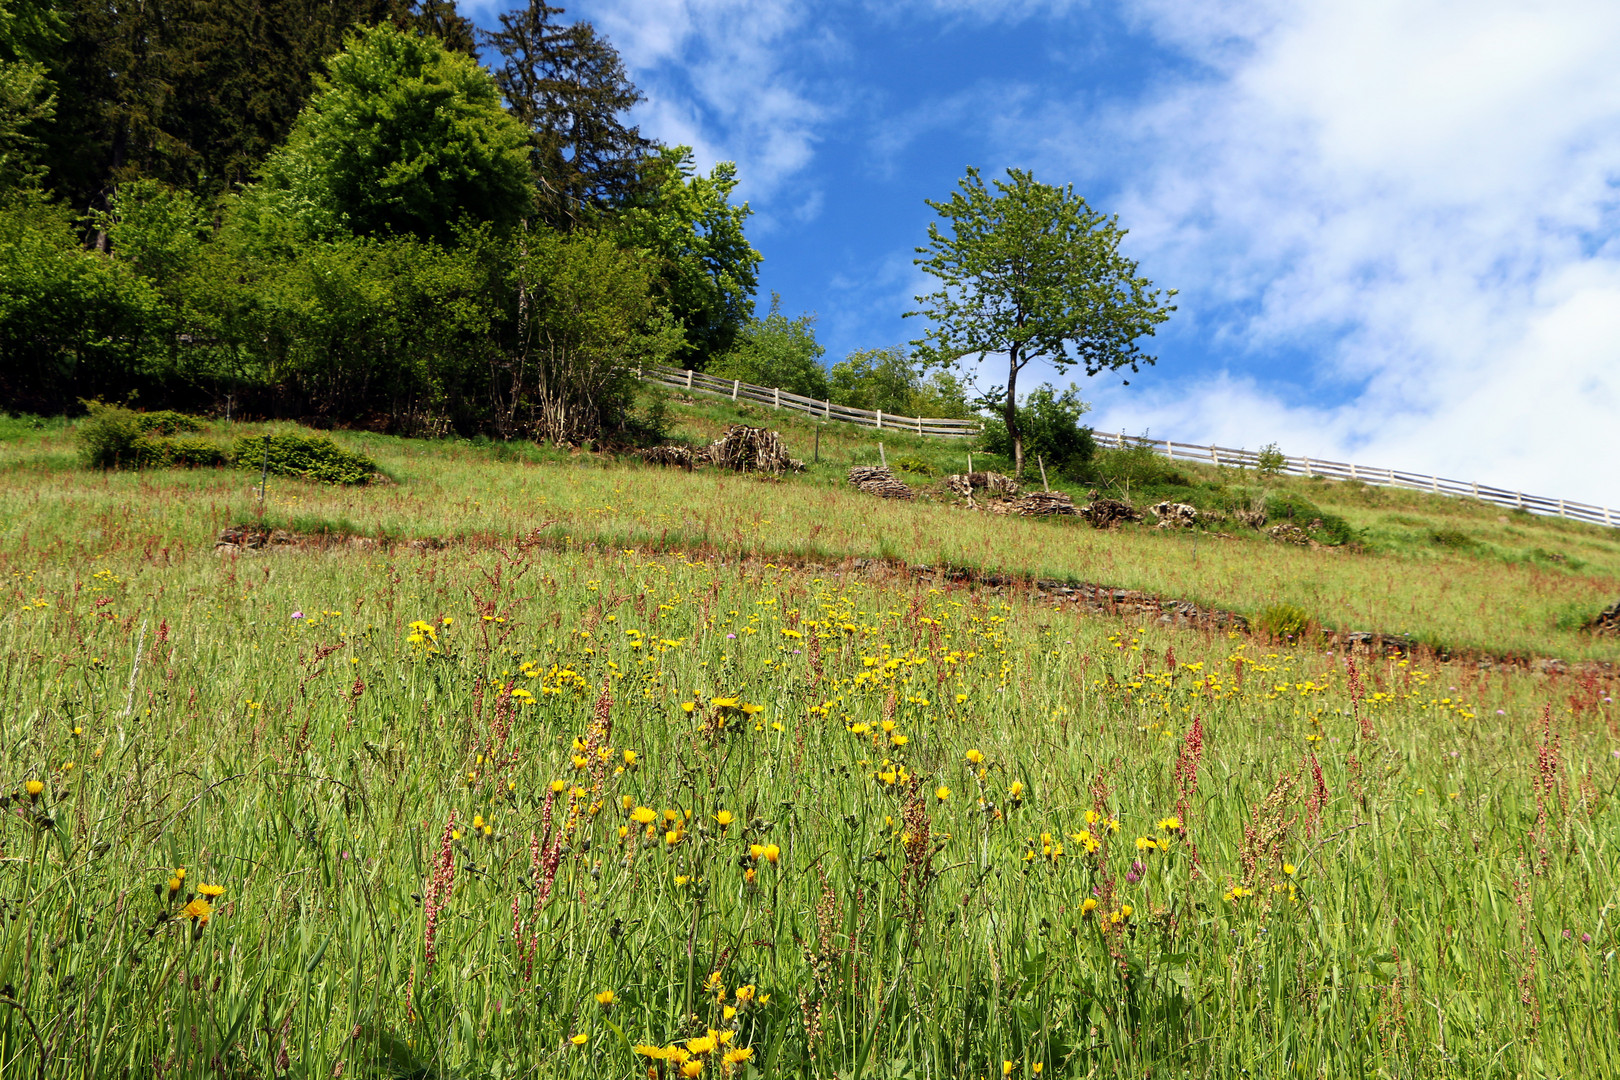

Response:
(1093, 431), (1619, 530)
(638, 363), (1616, 529)
(639, 364), (982, 438)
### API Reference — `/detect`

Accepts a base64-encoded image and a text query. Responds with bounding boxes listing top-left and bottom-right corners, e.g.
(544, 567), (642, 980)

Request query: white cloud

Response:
(1063, 0), (1620, 508)
(567, 0), (829, 202)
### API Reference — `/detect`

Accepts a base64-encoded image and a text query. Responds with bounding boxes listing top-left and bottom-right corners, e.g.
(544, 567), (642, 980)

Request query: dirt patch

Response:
(214, 524), (447, 555)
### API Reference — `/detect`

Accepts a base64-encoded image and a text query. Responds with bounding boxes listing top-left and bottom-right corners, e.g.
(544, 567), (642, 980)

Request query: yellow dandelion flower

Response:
(570, 1032), (588, 1046)
(24, 779), (44, 798)
(935, 785), (950, 802)
(965, 749), (984, 764)
(199, 883), (225, 898)
(715, 810), (734, 827)
(595, 990), (615, 1006)
(630, 806), (656, 825)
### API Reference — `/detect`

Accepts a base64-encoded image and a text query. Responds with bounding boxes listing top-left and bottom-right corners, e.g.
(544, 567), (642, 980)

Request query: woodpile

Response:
(1268, 522), (1312, 545)
(848, 465), (916, 500)
(1150, 501), (1199, 528)
(639, 425), (803, 473)
(707, 425), (802, 472)
(637, 445), (699, 468)
(1079, 498), (1141, 528)
(1009, 491), (1079, 516)
(942, 471), (1020, 500)
(1586, 598), (1620, 636)
(1231, 508), (1268, 529)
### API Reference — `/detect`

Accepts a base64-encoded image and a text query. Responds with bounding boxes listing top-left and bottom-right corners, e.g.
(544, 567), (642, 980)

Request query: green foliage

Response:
(614, 145), (761, 365)
(977, 383), (1096, 479)
(243, 23), (532, 245)
(892, 455), (936, 477)
(1265, 492), (1353, 546)
(131, 409), (202, 436)
(1256, 441), (1286, 477)
(0, 56), (54, 190)
(231, 431), (379, 485)
(482, 2), (652, 227)
(500, 226), (684, 444)
(1430, 527), (1477, 550)
(826, 346), (974, 420)
(708, 293), (828, 400)
(1087, 441), (1184, 500)
(75, 402), (219, 468)
(909, 166), (1175, 473)
(0, 195), (167, 413)
(1255, 601), (1312, 640)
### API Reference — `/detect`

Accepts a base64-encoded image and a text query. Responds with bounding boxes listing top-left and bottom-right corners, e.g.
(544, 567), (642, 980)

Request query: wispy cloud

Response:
(567, 0), (832, 204)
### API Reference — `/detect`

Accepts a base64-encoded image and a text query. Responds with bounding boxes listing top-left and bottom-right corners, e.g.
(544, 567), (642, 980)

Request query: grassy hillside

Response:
(2, 403), (1615, 662)
(2, 407), (1618, 1078)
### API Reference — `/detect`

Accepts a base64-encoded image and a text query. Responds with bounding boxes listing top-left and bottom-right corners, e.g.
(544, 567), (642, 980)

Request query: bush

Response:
(78, 403), (230, 468)
(1429, 528), (1477, 550)
(231, 432), (379, 485)
(76, 403), (148, 468)
(1256, 602), (1311, 642)
(893, 456), (936, 477)
(708, 294), (828, 400)
(978, 383), (1097, 478)
(161, 436), (229, 468)
(1086, 441), (1183, 499)
(133, 410), (203, 436)
(1265, 492), (1353, 546)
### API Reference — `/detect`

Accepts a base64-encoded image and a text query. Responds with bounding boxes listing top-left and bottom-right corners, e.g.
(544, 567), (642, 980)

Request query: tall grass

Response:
(1, 414), (1616, 660)
(2, 533), (1617, 1078)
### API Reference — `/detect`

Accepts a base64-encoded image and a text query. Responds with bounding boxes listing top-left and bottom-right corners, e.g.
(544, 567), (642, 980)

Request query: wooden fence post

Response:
(1302, 456), (1311, 477)
(1166, 440), (1174, 460)
(773, 386), (780, 410)
(732, 379), (740, 402)
(876, 410), (883, 431)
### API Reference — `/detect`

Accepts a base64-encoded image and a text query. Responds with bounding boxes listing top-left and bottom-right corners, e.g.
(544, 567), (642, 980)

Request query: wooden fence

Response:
(639, 364), (982, 438)
(1092, 431), (1619, 530)
(637, 364), (1616, 529)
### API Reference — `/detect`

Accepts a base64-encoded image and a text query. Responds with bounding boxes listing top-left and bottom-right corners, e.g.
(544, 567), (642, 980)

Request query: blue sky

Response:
(467, 0), (1620, 508)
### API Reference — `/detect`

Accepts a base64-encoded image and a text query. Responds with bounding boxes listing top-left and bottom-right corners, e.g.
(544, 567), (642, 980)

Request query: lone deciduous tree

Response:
(908, 167), (1175, 477)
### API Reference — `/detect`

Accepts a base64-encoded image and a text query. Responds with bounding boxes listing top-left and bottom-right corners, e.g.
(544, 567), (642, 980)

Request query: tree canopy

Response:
(909, 167), (1175, 476)
(245, 24), (532, 245)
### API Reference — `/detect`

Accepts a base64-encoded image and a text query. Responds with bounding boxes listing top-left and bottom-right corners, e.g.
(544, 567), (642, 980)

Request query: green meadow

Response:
(1, 413), (1617, 1078)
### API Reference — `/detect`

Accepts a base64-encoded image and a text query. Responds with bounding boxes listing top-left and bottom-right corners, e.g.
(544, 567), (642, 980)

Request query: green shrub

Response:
(133, 410), (203, 436)
(78, 403), (227, 468)
(1265, 491), (1353, 546)
(1256, 602), (1311, 642)
(978, 384), (1097, 478)
(232, 432), (379, 485)
(159, 436), (228, 468)
(1430, 528), (1477, 550)
(1256, 442), (1287, 477)
(76, 403), (148, 468)
(893, 456), (936, 477)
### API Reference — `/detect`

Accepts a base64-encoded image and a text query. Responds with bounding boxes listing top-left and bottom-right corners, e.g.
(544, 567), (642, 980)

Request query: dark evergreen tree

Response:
(482, 1), (652, 227)
(37, 0), (476, 218)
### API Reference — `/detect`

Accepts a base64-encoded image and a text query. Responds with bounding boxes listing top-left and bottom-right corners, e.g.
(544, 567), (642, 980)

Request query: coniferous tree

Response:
(38, 0), (477, 217)
(482, 1), (651, 227)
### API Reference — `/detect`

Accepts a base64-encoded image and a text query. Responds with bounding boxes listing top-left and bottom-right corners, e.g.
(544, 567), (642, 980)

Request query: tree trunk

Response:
(1005, 343), (1023, 477)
